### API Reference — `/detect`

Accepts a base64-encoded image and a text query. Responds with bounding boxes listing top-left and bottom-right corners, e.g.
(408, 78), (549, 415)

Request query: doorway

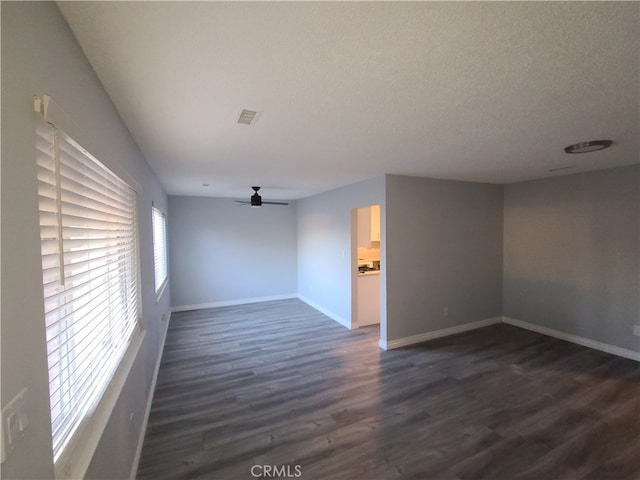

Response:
(351, 205), (381, 331)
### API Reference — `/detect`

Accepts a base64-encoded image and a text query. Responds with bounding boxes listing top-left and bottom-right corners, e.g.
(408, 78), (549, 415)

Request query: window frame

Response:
(151, 204), (168, 300)
(35, 109), (145, 479)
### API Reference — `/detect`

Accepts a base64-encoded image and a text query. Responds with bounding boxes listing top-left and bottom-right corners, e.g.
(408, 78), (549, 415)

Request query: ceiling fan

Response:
(235, 186), (289, 208)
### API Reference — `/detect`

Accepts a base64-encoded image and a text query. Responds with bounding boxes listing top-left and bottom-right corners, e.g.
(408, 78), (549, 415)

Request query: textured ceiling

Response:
(57, 2), (639, 200)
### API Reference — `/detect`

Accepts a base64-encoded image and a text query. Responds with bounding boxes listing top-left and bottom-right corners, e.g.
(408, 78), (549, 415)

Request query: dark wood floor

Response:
(137, 299), (640, 480)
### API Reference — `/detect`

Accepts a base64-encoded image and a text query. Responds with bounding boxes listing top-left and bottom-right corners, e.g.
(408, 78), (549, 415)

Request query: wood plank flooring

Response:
(137, 299), (640, 480)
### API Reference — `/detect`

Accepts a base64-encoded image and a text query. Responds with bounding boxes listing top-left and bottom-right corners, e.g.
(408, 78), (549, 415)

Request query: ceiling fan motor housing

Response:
(235, 186), (287, 207)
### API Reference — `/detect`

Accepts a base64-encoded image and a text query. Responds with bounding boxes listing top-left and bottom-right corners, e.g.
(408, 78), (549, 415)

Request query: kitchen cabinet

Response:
(370, 205), (380, 242)
(357, 272), (380, 326)
(357, 207), (371, 248)
(357, 205), (380, 248)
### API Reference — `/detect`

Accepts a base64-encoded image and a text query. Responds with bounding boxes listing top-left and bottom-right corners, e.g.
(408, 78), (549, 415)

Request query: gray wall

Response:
(1, 2), (170, 478)
(385, 175), (504, 341)
(169, 196), (298, 309)
(503, 165), (640, 352)
(297, 177), (385, 331)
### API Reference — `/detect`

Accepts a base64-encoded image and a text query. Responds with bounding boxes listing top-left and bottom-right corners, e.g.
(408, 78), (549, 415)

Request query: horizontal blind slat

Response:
(59, 212), (132, 232)
(58, 170), (133, 214)
(46, 281), (137, 344)
(58, 148), (131, 203)
(49, 316), (136, 422)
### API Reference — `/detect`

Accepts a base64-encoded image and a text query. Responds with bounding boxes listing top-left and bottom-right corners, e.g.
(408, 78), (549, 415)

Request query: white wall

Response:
(169, 196), (298, 309)
(297, 177), (385, 331)
(503, 165), (640, 352)
(1, 3), (170, 478)
(385, 175), (504, 341)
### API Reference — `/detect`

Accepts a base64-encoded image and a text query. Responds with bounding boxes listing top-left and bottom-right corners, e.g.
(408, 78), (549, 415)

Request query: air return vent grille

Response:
(237, 109), (259, 125)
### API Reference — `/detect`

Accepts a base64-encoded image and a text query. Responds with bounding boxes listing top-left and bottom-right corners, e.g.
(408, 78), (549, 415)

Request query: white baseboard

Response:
(171, 294), (297, 313)
(129, 311), (171, 480)
(377, 316), (640, 361)
(379, 317), (502, 350)
(502, 316), (640, 362)
(297, 295), (354, 330)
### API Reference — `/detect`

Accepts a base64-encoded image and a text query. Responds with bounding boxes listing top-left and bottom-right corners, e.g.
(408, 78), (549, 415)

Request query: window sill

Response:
(155, 279), (168, 304)
(55, 328), (146, 479)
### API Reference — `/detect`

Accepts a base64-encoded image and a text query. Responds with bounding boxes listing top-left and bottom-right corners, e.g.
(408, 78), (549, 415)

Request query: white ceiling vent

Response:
(237, 109), (260, 126)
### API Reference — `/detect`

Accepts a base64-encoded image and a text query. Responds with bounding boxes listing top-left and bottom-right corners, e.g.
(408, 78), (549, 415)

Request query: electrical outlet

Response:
(0, 411), (5, 463)
(6, 412), (19, 445)
(128, 412), (136, 433)
(633, 325), (640, 337)
(443, 306), (449, 317)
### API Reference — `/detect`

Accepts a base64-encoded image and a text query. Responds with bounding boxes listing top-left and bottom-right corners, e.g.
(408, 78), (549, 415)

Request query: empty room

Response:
(1, 2), (639, 480)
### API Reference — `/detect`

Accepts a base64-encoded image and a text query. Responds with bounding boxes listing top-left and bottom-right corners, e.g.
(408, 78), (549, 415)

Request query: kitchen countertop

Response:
(358, 270), (380, 276)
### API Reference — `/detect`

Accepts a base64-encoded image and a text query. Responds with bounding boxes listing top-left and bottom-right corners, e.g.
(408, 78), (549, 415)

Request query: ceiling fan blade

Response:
(235, 187), (287, 207)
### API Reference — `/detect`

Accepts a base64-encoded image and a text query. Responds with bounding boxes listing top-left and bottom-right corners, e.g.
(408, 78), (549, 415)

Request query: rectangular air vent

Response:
(237, 109), (259, 126)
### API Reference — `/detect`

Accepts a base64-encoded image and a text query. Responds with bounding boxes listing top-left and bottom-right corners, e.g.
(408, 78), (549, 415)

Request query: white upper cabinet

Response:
(370, 205), (380, 242)
(357, 207), (372, 248)
(357, 205), (380, 248)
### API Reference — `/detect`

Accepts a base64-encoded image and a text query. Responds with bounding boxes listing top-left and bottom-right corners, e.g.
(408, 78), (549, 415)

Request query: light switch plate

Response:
(2, 388), (29, 459)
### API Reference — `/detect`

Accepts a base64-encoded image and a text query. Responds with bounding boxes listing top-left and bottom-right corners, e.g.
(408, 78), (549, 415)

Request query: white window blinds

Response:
(36, 118), (139, 464)
(152, 206), (168, 294)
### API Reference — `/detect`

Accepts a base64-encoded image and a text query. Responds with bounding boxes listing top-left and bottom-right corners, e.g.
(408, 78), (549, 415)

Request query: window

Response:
(152, 205), (168, 295)
(36, 118), (139, 466)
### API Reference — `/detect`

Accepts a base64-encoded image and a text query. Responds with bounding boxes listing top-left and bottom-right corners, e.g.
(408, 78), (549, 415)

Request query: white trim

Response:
(152, 205), (168, 298)
(58, 329), (146, 479)
(155, 279), (168, 304)
(379, 317), (502, 350)
(297, 295), (354, 330)
(502, 317), (640, 362)
(129, 312), (171, 480)
(171, 294), (298, 313)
